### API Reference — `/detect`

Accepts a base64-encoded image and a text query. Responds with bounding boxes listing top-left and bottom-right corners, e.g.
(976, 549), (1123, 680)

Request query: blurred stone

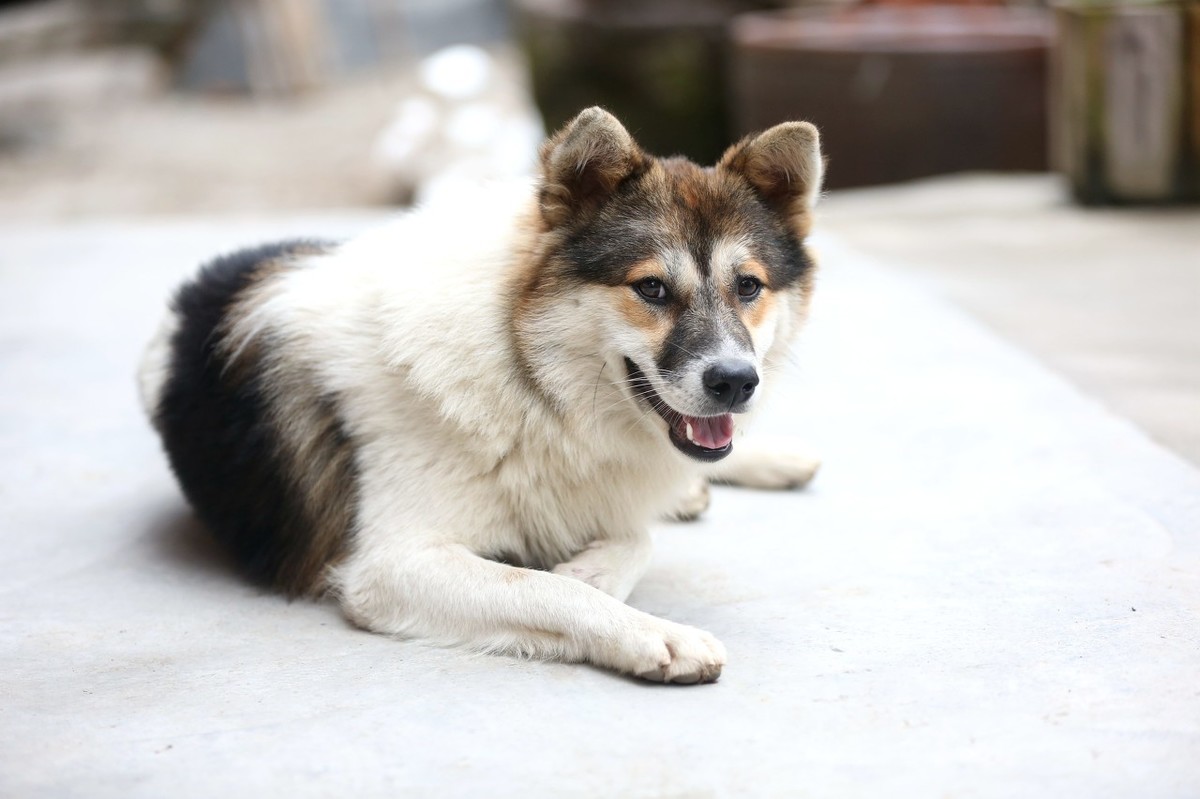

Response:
(419, 44), (494, 100)
(176, 0), (509, 95)
(0, 47), (166, 153)
(0, 0), (89, 64)
(177, 0), (325, 95)
(367, 46), (544, 206)
(0, 0), (205, 65)
(82, 0), (210, 60)
(1052, 0), (1198, 204)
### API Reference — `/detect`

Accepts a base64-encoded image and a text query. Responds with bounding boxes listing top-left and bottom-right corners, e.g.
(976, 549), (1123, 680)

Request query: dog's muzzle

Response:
(623, 357), (745, 462)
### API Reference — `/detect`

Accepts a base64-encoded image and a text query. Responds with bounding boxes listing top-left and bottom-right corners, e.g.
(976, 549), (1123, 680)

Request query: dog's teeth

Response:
(686, 422), (695, 443)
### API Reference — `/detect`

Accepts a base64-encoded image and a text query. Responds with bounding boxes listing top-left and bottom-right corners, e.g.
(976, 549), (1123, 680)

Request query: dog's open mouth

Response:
(624, 358), (734, 462)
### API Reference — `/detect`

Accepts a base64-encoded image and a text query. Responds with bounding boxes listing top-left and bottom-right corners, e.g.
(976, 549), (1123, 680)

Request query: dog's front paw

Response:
(719, 450), (821, 490)
(619, 618), (726, 684)
(667, 478), (711, 522)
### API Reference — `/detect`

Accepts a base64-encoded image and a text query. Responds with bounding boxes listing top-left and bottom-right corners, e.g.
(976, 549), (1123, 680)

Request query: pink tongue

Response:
(682, 414), (734, 449)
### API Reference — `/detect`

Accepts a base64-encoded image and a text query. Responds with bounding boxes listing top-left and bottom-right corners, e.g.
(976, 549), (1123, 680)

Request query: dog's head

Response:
(516, 107), (823, 463)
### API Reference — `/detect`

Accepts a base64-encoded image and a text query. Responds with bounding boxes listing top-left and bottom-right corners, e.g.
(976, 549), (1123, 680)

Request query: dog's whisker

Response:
(590, 360), (606, 423)
(617, 403), (660, 439)
(592, 391), (660, 418)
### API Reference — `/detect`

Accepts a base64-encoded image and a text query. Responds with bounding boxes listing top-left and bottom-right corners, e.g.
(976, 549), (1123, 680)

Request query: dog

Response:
(138, 107), (824, 684)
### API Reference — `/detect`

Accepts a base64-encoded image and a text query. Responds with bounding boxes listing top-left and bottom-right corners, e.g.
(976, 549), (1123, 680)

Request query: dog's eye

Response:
(635, 278), (668, 304)
(737, 277), (762, 299)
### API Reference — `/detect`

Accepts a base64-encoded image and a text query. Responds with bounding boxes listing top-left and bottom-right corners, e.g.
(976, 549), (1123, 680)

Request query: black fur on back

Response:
(153, 240), (355, 596)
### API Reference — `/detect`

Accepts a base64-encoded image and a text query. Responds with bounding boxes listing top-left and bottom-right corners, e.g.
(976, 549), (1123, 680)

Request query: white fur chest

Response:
(483, 413), (693, 567)
(263, 195), (697, 569)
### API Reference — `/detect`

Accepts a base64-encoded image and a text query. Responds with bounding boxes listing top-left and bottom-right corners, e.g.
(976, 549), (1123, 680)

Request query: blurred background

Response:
(0, 0), (1197, 462)
(1, 0), (1198, 215)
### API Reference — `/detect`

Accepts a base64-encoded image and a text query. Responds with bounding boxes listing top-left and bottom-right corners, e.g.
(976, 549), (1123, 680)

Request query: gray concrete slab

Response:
(819, 174), (1200, 467)
(2, 216), (1198, 797)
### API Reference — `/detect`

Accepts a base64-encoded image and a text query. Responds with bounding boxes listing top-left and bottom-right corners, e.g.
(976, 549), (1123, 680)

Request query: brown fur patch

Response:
(270, 387), (358, 596)
(217, 243), (327, 379)
(218, 244), (357, 597)
(664, 161), (707, 210)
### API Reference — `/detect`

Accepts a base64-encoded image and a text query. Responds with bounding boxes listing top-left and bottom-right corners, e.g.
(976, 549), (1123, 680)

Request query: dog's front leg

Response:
(334, 541), (725, 683)
(707, 443), (821, 490)
(551, 530), (653, 602)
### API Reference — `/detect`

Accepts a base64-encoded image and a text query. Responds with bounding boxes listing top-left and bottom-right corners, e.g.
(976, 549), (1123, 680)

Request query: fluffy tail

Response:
(137, 307), (179, 430)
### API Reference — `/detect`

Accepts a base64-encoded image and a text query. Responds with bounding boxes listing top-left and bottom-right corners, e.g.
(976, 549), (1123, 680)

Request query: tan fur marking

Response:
(743, 289), (777, 331)
(792, 212), (814, 240)
(622, 257), (690, 330)
(507, 206), (573, 417)
(624, 259), (665, 285)
(740, 259), (770, 286)
(791, 245), (819, 328)
(519, 627), (567, 642)
(617, 289), (668, 340)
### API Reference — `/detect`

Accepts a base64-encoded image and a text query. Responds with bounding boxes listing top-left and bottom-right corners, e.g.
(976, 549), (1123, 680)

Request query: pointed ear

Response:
(538, 107), (646, 226)
(719, 121), (824, 235)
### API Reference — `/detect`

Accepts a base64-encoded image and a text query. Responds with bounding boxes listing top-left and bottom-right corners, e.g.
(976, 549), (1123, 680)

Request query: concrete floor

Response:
(819, 174), (1200, 467)
(1, 214), (1198, 797)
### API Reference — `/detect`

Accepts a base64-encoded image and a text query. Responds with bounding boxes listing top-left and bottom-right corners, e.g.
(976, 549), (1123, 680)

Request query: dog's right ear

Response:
(538, 107), (646, 227)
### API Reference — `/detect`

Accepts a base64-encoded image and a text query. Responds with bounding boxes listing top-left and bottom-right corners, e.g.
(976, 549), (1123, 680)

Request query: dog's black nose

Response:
(703, 359), (759, 406)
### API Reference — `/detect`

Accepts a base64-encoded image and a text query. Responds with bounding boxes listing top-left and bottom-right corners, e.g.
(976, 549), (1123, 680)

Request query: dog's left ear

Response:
(538, 107), (646, 227)
(719, 121), (824, 236)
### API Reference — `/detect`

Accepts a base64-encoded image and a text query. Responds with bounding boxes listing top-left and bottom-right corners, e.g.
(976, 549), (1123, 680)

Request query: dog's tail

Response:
(137, 307), (179, 432)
